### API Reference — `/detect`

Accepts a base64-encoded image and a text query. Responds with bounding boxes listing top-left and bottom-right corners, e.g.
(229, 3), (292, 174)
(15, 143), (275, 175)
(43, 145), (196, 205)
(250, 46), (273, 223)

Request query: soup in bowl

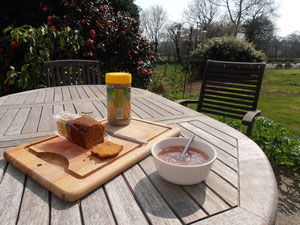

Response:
(151, 137), (217, 185)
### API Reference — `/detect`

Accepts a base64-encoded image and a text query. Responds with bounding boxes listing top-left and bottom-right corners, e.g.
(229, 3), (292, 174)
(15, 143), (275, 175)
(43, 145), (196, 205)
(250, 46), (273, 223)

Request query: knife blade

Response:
(105, 130), (148, 145)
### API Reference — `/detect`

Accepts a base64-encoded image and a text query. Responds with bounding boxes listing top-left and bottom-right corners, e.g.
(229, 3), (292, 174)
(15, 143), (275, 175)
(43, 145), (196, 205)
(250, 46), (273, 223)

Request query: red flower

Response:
(92, 46), (95, 50)
(11, 41), (20, 47)
(100, 6), (103, 11)
(51, 26), (55, 29)
(47, 21), (52, 25)
(0, 48), (3, 53)
(110, 23), (113, 27)
(48, 16), (52, 21)
(7, 81), (12, 86)
(64, 15), (67, 20)
(83, 52), (88, 57)
(86, 39), (93, 46)
(58, 54), (63, 58)
(82, 19), (86, 24)
(85, 8), (87, 12)
(89, 51), (93, 56)
(93, 14), (96, 17)
(96, 23), (101, 27)
(120, 31), (125, 34)
(90, 29), (96, 36)
(126, 27), (130, 32)
(68, 53), (74, 58)
(42, 7), (48, 12)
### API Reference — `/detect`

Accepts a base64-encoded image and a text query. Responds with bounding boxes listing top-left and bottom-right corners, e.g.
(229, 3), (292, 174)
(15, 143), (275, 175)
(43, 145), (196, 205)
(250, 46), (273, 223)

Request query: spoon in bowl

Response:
(180, 134), (195, 160)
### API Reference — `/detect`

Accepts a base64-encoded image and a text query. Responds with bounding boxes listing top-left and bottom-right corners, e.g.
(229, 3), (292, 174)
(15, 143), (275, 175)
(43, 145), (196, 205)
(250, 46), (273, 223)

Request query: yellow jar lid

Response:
(105, 72), (132, 84)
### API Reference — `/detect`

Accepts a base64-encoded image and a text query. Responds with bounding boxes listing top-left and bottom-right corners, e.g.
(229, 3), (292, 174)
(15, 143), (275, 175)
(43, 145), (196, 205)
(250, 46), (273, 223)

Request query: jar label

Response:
(107, 87), (131, 120)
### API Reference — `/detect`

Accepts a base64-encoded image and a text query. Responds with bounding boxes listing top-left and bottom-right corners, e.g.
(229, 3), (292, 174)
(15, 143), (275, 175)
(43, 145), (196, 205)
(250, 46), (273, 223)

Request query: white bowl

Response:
(151, 137), (217, 185)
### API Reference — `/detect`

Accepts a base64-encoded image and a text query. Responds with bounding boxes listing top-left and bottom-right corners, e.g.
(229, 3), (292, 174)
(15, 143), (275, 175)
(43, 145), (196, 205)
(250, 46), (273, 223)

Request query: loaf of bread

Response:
(91, 141), (123, 159)
(56, 116), (105, 149)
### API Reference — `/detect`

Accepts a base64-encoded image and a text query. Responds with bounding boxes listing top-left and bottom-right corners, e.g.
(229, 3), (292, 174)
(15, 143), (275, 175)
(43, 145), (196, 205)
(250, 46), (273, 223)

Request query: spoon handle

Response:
(180, 134), (195, 159)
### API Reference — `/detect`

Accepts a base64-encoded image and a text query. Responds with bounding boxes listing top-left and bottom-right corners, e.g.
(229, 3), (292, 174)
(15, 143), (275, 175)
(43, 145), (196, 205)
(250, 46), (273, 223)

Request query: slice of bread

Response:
(91, 141), (123, 159)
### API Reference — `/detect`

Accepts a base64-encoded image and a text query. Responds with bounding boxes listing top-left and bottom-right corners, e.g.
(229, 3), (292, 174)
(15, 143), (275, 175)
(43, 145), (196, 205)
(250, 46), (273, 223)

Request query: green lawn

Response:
(258, 68), (300, 133)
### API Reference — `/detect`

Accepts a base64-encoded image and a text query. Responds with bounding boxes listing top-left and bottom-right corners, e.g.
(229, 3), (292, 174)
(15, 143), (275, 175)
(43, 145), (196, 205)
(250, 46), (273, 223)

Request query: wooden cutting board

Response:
(4, 118), (181, 202)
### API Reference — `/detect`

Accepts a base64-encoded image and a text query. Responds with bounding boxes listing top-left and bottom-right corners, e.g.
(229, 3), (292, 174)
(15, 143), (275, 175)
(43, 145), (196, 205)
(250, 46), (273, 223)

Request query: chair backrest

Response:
(197, 60), (266, 120)
(43, 60), (102, 87)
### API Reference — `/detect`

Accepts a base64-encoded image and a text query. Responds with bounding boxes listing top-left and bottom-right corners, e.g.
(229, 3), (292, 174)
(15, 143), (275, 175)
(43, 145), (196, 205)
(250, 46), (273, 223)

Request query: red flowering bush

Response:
(0, 0), (159, 95)
(43, 0), (160, 88)
(2, 25), (82, 91)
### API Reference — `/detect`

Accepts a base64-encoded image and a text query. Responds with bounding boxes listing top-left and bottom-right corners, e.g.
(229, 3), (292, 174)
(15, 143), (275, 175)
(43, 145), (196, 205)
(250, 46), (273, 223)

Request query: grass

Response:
(258, 68), (300, 134)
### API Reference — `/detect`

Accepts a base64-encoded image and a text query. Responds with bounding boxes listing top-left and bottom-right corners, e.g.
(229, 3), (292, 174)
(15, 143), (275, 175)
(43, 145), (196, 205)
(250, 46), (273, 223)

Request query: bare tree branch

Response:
(140, 5), (168, 52)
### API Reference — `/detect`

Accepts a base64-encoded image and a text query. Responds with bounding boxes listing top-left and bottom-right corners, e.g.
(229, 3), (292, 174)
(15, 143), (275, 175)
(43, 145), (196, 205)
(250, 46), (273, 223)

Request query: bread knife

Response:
(105, 130), (148, 145)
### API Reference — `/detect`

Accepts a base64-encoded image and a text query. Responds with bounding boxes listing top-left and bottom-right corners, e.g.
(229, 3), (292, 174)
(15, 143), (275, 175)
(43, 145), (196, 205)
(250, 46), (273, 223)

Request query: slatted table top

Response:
(0, 85), (277, 225)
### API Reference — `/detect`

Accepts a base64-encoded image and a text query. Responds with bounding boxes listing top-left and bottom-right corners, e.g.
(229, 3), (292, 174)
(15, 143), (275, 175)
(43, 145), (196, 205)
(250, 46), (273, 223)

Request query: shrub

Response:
(220, 116), (300, 170)
(148, 64), (186, 100)
(3, 25), (82, 90)
(189, 36), (266, 79)
(40, 0), (160, 88)
(276, 63), (283, 69)
(0, 0), (160, 95)
(284, 62), (292, 69)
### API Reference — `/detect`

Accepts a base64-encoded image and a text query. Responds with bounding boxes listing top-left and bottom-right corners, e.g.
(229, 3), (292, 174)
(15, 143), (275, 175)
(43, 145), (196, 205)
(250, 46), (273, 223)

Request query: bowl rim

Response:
(151, 137), (217, 168)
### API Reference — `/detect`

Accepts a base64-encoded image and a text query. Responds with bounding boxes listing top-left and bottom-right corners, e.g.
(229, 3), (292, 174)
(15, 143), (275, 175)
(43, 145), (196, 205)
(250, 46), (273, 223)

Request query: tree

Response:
(242, 16), (275, 53)
(183, 0), (219, 33)
(167, 23), (184, 63)
(110, 0), (140, 19)
(140, 5), (168, 53)
(221, 0), (277, 36)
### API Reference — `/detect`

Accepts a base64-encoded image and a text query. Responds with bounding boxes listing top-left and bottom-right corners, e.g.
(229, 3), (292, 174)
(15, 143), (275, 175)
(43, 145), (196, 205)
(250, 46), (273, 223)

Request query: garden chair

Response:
(177, 60), (266, 137)
(43, 59), (102, 87)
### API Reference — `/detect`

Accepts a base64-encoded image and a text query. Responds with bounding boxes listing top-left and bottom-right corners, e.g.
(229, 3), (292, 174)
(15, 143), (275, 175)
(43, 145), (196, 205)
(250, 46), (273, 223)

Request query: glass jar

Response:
(105, 72), (131, 126)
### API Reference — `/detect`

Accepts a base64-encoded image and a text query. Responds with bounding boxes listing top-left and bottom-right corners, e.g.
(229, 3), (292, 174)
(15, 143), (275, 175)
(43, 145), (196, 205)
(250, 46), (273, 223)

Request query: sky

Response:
(134, 0), (300, 37)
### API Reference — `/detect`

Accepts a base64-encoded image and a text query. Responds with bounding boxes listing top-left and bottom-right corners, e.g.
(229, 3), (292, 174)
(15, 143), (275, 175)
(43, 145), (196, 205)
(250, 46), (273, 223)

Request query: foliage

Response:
(42, 0), (160, 88)
(189, 36), (266, 79)
(284, 62), (292, 68)
(3, 25), (82, 90)
(110, 0), (140, 20)
(148, 64), (186, 100)
(219, 116), (300, 170)
(0, 0), (160, 94)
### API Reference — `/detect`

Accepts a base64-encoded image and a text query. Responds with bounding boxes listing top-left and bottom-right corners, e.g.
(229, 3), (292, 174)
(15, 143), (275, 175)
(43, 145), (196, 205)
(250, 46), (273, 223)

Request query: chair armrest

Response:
(242, 110), (261, 125)
(175, 99), (198, 106)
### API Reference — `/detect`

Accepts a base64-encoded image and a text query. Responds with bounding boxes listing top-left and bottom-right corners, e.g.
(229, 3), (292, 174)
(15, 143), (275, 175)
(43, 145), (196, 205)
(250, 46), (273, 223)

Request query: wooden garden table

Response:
(0, 85), (278, 225)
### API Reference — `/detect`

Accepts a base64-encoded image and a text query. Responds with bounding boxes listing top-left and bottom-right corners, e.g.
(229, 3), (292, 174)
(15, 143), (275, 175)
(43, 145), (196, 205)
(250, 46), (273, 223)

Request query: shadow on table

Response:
(133, 171), (206, 219)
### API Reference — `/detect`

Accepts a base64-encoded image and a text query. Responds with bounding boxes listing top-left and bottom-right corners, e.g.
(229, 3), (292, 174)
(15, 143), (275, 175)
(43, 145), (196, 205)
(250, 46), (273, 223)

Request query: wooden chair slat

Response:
(205, 90), (255, 101)
(206, 81), (258, 91)
(206, 86), (256, 96)
(203, 100), (254, 111)
(207, 67), (263, 76)
(43, 60), (101, 86)
(201, 104), (247, 116)
(204, 95), (253, 107)
(206, 76), (259, 85)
